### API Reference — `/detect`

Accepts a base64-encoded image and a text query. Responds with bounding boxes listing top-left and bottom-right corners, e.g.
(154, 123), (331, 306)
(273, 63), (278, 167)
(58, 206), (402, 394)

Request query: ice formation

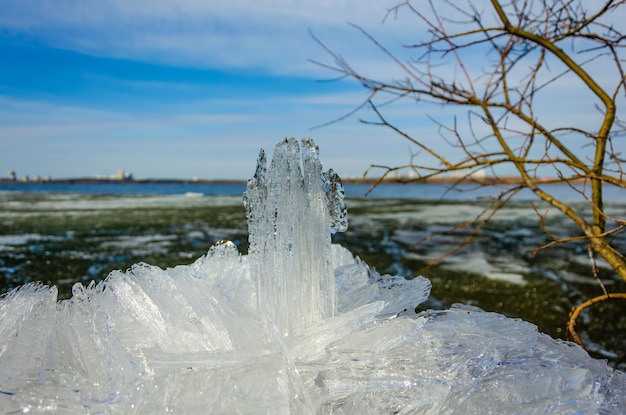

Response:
(0, 138), (624, 414)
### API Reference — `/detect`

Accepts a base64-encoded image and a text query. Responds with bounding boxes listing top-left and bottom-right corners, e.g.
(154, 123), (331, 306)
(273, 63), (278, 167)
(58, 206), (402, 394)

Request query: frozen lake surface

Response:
(0, 139), (624, 413)
(1, 184), (626, 367)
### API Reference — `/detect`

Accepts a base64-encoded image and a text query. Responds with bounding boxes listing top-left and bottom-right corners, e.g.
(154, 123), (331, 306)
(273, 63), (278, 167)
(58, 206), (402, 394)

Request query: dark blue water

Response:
(347, 182), (626, 202)
(1, 181), (625, 202)
(0, 182), (247, 196)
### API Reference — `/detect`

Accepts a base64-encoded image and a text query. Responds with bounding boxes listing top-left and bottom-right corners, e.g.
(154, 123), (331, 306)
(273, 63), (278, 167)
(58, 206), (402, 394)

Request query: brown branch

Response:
(491, 0), (617, 238)
(411, 186), (522, 274)
(588, 243), (609, 296)
(316, 0), (626, 366)
(568, 293), (626, 349)
(530, 208), (626, 257)
(365, 101), (454, 169)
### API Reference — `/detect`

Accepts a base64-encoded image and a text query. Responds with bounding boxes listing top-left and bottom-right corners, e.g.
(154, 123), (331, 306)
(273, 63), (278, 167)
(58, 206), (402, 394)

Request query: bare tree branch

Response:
(314, 0), (626, 352)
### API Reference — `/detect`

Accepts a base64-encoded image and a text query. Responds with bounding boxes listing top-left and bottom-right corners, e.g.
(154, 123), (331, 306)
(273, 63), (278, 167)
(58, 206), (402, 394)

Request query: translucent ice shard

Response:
(244, 138), (345, 338)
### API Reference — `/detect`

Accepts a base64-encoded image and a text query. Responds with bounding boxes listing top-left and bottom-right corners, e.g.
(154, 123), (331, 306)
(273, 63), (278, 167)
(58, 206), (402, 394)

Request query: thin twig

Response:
(568, 293), (626, 349)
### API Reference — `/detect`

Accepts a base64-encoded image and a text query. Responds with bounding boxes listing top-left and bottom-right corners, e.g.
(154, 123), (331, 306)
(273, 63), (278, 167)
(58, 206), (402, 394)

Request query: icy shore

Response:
(0, 138), (624, 414)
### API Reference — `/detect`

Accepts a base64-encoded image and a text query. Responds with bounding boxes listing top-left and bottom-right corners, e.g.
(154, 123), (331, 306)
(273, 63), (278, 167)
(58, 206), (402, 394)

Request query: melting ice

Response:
(0, 138), (624, 414)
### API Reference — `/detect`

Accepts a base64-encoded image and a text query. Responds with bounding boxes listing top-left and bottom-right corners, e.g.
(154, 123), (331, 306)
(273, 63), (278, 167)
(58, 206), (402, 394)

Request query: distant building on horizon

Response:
(116, 170), (133, 181)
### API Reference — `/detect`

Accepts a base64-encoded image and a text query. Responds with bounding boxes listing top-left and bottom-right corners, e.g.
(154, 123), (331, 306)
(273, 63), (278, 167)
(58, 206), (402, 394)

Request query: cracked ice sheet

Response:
(0, 233), (49, 251)
(403, 247), (529, 285)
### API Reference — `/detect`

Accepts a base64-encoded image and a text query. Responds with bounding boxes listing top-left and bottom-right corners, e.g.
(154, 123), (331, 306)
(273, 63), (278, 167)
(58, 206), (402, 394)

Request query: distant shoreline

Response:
(0, 176), (590, 186)
(0, 178), (248, 185)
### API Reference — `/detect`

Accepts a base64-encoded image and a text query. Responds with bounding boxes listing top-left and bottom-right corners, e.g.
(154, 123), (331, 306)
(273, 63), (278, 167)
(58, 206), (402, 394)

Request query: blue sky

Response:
(0, 0), (420, 180)
(0, 1), (622, 180)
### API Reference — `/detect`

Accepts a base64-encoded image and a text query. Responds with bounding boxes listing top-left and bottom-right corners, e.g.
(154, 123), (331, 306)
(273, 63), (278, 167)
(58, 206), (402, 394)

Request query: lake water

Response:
(2, 180), (626, 201)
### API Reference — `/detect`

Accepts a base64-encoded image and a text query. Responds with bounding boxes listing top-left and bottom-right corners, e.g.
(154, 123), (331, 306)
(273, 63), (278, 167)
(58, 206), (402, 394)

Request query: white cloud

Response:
(2, 0), (624, 83)
(0, 93), (414, 179)
(0, 0), (409, 76)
